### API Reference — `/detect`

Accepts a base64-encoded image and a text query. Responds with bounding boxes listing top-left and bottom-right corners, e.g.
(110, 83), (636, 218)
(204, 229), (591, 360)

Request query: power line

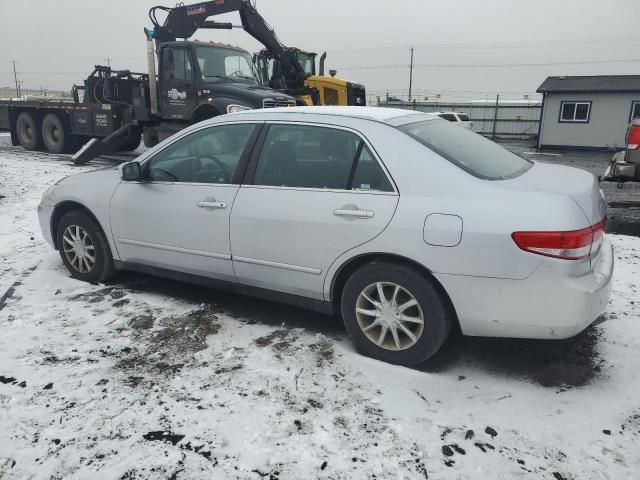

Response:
(336, 58), (640, 71)
(330, 35), (640, 54)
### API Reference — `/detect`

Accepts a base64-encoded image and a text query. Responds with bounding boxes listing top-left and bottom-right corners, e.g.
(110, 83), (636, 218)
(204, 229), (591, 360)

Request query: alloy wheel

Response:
(62, 225), (96, 274)
(355, 281), (425, 351)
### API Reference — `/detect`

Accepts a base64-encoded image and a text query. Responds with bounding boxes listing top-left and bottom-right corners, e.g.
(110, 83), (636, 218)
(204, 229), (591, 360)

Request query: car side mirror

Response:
(121, 162), (142, 181)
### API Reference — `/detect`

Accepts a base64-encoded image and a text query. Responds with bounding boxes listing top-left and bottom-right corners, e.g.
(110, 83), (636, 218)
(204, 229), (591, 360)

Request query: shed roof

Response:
(537, 75), (640, 93)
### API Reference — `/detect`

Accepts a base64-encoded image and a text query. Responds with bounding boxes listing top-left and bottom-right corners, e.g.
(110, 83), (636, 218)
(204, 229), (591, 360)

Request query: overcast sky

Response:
(1, 0), (639, 102)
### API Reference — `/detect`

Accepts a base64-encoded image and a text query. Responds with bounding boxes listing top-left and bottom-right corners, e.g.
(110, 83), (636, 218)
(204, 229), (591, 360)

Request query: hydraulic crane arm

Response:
(148, 0), (307, 90)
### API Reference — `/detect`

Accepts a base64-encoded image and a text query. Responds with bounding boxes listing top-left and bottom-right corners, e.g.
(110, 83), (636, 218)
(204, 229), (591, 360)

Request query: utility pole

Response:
(492, 94), (500, 140)
(105, 57), (111, 68)
(408, 46), (414, 101)
(11, 59), (21, 98)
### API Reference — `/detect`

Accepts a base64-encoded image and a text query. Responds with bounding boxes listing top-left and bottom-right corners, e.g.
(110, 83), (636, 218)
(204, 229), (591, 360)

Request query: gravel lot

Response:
(1, 136), (639, 479)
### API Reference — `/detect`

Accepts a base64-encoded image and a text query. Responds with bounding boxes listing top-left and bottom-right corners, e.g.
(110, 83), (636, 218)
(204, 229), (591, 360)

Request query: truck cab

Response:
(157, 41), (296, 127)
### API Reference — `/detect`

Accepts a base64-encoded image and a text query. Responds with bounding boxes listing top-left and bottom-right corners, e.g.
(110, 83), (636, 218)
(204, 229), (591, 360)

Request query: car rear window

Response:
(397, 120), (532, 180)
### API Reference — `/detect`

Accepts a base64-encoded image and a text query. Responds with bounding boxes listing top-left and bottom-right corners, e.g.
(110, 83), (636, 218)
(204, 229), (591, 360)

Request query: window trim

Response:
(630, 100), (640, 122)
(136, 121), (264, 186)
(558, 100), (592, 123)
(242, 121), (399, 195)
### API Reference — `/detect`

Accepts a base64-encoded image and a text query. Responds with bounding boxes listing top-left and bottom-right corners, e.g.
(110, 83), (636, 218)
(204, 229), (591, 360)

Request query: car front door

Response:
(230, 123), (399, 300)
(109, 122), (261, 281)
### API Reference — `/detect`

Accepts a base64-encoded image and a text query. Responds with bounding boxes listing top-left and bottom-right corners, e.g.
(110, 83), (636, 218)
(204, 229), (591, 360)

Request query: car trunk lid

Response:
(508, 161), (607, 226)
(506, 161), (608, 269)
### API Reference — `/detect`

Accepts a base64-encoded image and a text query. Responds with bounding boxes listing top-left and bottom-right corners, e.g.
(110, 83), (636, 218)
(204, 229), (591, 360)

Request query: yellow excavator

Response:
(253, 48), (367, 107)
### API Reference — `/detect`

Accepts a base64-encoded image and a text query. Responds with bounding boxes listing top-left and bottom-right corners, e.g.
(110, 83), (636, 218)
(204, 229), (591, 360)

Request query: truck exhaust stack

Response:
(144, 28), (159, 115)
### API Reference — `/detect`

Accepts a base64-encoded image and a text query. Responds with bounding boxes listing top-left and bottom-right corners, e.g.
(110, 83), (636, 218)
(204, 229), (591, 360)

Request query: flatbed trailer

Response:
(0, 66), (150, 155)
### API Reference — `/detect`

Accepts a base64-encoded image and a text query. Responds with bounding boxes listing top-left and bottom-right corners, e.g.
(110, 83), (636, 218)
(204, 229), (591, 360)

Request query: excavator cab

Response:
(296, 50), (316, 76)
(254, 48), (366, 107)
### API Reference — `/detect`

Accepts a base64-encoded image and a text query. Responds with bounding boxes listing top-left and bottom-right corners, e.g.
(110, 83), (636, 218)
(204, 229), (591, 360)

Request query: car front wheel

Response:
(341, 262), (451, 366)
(56, 210), (115, 283)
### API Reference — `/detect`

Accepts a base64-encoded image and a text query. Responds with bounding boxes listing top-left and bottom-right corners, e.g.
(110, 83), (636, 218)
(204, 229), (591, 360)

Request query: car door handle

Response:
(197, 201), (227, 209)
(333, 208), (374, 219)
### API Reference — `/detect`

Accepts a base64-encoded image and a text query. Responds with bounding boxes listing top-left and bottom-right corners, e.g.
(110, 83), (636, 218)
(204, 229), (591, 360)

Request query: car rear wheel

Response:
(340, 262), (451, 366)
(16, 112), (42, 150)
(56, 210), (116, 283)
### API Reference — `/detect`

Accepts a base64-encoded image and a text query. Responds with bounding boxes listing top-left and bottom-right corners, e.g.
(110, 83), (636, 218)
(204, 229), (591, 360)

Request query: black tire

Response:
(56, 210), (116, 283)
(340, 261), (451, 366)
(42, 113), (72, 154)
(16, 112), (42, 150)
(142, 128), (159, 148)
(114, 131), (142, 152)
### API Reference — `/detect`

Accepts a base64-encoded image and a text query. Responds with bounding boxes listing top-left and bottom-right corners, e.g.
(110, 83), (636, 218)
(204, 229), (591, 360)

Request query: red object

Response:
(628, 124), (640, 150)
(512, 216), (607, 260)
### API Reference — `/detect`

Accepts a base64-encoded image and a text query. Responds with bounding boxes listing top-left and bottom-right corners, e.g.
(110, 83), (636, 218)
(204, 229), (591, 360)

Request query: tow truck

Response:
(0, 0), (306, 163)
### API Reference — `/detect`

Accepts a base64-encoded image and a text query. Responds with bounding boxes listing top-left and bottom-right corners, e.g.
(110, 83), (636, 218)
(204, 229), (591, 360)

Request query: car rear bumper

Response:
(38, 204), (55, 248)
(436, 237), (614, 339)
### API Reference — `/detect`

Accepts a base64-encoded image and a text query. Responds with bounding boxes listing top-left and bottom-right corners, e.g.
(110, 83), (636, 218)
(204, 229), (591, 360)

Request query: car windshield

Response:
(397, 119), (532, 180)
(195, 46), (258, 84)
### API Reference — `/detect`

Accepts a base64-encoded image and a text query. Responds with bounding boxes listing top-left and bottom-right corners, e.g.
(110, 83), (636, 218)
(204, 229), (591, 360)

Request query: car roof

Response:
(228, 106), (436, 126)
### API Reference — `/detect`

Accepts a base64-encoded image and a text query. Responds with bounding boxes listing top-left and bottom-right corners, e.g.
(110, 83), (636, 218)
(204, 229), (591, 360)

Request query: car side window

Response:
(254, 124), (358, 189)
(351, 144), (394, 192)
(145, 124), (257, 184)
(253, 124), (393, 192)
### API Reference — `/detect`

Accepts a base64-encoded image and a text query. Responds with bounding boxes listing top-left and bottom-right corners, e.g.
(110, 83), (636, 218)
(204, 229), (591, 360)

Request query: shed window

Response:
(559, 101), (591, 123)
(631, 101), (640, 121)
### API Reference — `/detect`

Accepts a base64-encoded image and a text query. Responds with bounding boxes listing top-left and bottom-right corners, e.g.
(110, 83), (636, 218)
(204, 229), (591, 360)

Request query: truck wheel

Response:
(16, 112), (42, 150)
(340, 262), (452, 366)
(143, 128), (159, 148)
(42, 113), (71, 154)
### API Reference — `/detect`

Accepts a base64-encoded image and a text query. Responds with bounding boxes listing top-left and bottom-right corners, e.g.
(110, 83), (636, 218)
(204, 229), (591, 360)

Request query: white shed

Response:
(537, 75), (640, 150)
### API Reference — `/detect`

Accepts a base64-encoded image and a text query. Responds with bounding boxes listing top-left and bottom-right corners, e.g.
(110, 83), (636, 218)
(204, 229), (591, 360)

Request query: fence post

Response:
(492, 94), (500, 140)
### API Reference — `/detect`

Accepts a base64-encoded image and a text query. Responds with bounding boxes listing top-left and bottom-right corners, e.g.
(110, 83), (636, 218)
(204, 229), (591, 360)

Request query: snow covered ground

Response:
(1, 153), (639, 480)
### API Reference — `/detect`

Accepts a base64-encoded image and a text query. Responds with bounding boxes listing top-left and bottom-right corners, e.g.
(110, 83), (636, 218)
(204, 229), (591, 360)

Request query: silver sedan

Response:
(38, 107), (613, 366)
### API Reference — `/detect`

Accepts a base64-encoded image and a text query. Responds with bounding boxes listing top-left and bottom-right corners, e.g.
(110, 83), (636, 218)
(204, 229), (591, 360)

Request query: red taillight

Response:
(628, 125), (640, 150)
(512, 216), (607, 260)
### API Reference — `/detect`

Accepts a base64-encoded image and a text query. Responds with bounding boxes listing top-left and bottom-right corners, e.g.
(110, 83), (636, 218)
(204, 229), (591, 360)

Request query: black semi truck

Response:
(0, 0), (299, 163)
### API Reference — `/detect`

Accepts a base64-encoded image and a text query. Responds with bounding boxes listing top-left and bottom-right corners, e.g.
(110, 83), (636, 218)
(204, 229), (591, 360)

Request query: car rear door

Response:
(109, 122), (261, 281)
(229, 122), (399, 300)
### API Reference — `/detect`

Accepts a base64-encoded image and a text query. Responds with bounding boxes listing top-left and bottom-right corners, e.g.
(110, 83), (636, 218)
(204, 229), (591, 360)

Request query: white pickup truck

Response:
(604, 119), (640, 183)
